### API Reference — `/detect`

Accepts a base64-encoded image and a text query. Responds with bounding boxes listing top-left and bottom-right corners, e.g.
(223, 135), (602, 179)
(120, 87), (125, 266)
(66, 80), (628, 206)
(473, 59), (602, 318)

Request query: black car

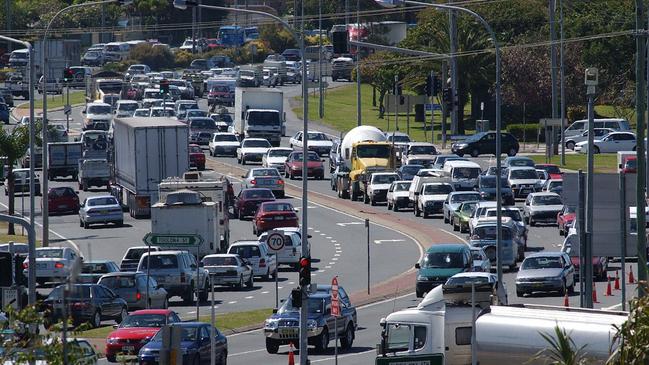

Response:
(451, 132), (519, 157)
(42, 283), (128, 328)
(477, 175), (515, 205)
(263, 285), (357, 354)
(398, 164), (424, 181)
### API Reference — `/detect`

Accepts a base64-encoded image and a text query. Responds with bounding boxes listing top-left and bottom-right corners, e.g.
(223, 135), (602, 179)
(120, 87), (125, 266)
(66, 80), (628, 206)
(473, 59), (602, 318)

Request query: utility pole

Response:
(549, 0), (558, 157)
(448, 0), (459, 135)
(559, 0), (566, 165)
(441, 60), (448, 149)
(636, 0), (647, 295)
(5, 0), (11, 51)
(356, 0), (361, 126)
(192, 5), (197, 53)
(585, 68), (597, 308)
(319, 0), (324, 119)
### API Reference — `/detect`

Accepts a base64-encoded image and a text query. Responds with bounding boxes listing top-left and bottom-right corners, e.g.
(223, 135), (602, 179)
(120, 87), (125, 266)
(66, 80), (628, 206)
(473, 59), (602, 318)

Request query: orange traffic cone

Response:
(563, 291), (569, 307)
(614, 270), (620, 290)
(629, 265), (635, 284)
(592, 282), (599, 303)
(605, 277), (613, 296)
(288, 342), (295, 365)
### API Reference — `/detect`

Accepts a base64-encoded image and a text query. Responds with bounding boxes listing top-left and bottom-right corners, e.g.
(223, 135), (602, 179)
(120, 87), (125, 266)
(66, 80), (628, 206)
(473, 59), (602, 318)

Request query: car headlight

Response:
(417, 275), (430, 281)
(455, 143), (467, 148)
(181, 347), (195, 355)
(426, 201), (434, 206)
(265, 319), (279, 329)
(553, 276), (564, 281)
(107, 338), (119, 344)
(510, 184), (517, 189)
(139, 337), (152, 344)
(307, 319), (318, 329)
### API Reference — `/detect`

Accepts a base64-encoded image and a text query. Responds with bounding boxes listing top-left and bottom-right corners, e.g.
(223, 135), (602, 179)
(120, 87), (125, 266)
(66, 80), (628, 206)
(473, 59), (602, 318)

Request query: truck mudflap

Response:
(375, 354), (444, 365)
(127, 193), (151, 219)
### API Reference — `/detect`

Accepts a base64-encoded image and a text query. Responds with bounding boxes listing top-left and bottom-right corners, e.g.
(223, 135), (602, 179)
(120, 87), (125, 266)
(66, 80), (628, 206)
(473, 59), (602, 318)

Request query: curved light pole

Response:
(173, 1), (310, 363)
(41, 0), (132, 248)
(375, 0), (504, 283)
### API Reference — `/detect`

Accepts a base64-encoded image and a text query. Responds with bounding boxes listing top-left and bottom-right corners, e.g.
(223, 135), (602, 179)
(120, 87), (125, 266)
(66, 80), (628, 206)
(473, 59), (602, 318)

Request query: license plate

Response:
(533, 283), (544, 287)
(37, 263), (46, 269)
(275, 216), (284, 220)
(280, 328), (298, 336)
(100, 210), (109, 214)
(59, 204), (68, 209)
(122, 346), (135, 352)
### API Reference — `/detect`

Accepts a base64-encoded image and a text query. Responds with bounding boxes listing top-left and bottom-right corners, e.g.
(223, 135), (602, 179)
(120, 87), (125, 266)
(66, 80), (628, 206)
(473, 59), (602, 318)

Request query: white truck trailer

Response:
(112, 117), (189, 218)
(376, 284), (627, 365)
(151, 190), (219, 258)
(232, 87), (285, 146)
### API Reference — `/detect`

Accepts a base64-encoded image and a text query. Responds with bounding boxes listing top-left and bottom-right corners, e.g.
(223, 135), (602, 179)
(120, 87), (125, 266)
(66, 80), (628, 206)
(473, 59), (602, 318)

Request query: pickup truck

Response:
(365, 172), (399, 206)
(78, 158), (110, 191)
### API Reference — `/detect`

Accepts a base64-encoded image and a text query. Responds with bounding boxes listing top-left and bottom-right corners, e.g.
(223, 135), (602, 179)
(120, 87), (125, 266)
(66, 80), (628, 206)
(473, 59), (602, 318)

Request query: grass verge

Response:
(78, 308), (273, 338)
(18, 91), (86, 110)
(528, 153), (619, 173)
(0, 221), (40, 245)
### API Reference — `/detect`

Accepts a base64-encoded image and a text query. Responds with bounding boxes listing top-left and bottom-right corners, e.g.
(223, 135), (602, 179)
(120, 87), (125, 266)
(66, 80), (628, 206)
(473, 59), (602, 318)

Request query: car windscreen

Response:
(120, 314), (167, 328)
(410, 146), (435, 155)
(487, 209), (522, 221)
(356, 145), (391, 159)
(626, 159), (637, 169)
(36, 249), (63, 258)
(372, 174), (397, 184)
(87, 105), (111, 114)
(229, 245), (260, 259)
(388, 135), (410, 143)
(480, 177), (509, 188)
(243, 140), (271, 148)
(422, 252), (464, 268)
(465, 132), (486, 142)
(508, 159), (534, 167)
(452, 168), (480, 179)
(203, 256), (238, 266)
(290, 152), (320, 161)
(152, 327), (199, 341)
(471, 251), (484, 261)
(190, 119), (217, 129)
(451, 193), (480, 203)
(307, 132), (328, 141)
(394, 182), (411, 191)
(401, 165), (423, 175)
(242, 189), (274, 199)
(214, 134), (238, 142)
(48, 285), (90, 300)
(98, 275), (136, 288)
(473, 226), (512, 240)
(510, 169), (538, 179)
(262, 203), (293, 212)
(423, 184), (453, 194)
(139, 255), (178, 270)
(461, 202), (478, 214)
(279, 297), (326, 314)
(252, 169), (280, 177)
(247, 111), (280, 126)
(124, 248), (146, 260)
(81, 263), (110, 273)
(446, 275), (491, 286)
(189, 145), (203, 153)
(187, 110), (208, 118)
(118, 103), (138, 112)
(522, 256), (563, 270)
(87, 197), (118, 206)
(269, 149), (291, 157)
(533, 195), (563, 206)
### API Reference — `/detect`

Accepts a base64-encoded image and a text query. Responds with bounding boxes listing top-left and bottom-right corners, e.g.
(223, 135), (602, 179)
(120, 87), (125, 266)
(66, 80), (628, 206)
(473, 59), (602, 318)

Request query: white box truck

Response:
(159, 171), (231, 252)
(151, 190), (219, 258)
(47, 142), (82, 180)
(233, 87), (285, 146)
(376, 284), (626, 365)
(112, 117), (189, 218)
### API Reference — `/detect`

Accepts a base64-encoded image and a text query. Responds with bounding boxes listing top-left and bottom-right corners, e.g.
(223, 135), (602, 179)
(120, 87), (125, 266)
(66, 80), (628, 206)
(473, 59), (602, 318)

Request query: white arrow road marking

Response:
(336, 222), (364, 227)
(374, 239), (406, 244)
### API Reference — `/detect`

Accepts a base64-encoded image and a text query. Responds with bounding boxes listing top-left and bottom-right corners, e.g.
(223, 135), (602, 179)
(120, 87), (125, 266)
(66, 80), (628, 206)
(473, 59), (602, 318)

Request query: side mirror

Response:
(113, 324), (119, 329)
(156, 284), (162, 289)
(272, 308), (278, 314)
(414, 192), (420, 196)
(241, 175), (246, 179)
(414, 263), (421, 269)
(199, 262), (204, 267)
(82, 110), (86, 114)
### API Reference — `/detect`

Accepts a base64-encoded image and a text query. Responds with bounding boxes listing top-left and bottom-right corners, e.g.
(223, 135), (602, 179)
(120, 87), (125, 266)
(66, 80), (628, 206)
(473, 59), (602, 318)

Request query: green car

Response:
(414, 243), (473, 298)
(451, 201), (479, 233)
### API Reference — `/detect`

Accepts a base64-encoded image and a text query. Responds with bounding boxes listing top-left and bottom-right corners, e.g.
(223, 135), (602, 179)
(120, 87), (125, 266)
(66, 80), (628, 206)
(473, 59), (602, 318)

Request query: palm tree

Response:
(532, 324), (589, 365)
(0, 126), (30, 235)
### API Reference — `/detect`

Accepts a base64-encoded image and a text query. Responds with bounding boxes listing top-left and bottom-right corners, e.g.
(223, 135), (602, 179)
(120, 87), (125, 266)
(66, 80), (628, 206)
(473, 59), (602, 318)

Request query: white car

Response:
(387, 181), (412, 212)
(115, 100), (140, 117)
(366, 172), (399, 206)
(201, 254), (254, 289)
(401, 142), (437, 166)
(523, 192), (564, 226)
(507, 166), (542, 198)
(24, 247), (80, 286)
(469, 201), (498, 234)
(442, 191), (481, 223)
(415, 182), (454, 218)
(209, 132), (240, 157)
(133, 108), (150, 117)
(227, 241), (278, 280)
(543, 179), (563, 192)
(258, 229), (303, 268)
(575, 131), (637, 154)
(263, 147), (293, 174)
(237, 138), (272, 165)
(81, 102), (113, 131)
(289, 130), (333, 157)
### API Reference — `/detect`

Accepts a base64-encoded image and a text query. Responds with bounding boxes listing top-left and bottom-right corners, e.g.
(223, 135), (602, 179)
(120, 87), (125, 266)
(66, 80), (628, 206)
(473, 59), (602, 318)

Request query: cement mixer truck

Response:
(335, 126), (397, 201)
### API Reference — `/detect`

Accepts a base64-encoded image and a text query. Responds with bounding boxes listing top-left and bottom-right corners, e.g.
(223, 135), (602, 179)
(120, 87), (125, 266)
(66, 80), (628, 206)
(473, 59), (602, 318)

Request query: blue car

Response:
(0, 103), (9, 124)
(138, 322), (228, 365)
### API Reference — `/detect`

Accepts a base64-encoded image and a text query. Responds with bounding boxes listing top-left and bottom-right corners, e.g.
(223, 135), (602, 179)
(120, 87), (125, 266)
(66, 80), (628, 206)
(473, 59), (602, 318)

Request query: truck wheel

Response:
(265, 338), (279, 354)
(393, 203), (399, 212)
(370, 198), (376, 206)
(83, 221), (89, 229)
(198, 282), (209, 302)
(340, 324), (355, 350)
(363, 193), (369, 204)
(415, 205), (421, 217)
(183, 284), (194, 305)
(241, 158), (246, 165)
(315, 328), (329, 353)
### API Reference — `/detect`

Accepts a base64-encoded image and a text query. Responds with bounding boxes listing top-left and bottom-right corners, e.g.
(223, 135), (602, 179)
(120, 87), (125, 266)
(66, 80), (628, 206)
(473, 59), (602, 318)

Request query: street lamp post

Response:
(0, 35), (36, 307)
(172, 1), (310, 362)
(375, 0), (503, 283)
(41, 0), (132, 248)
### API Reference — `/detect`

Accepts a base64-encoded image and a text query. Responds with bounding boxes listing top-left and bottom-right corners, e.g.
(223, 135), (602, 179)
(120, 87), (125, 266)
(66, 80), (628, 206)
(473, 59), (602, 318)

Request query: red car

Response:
(621, 156), (637, 174)
(557, 205), (576, 236)
(535, 164), (563, 180)
(105, 309), (181, 362)
(234, 188), (276, 219)
(188, 144), (206, 170)
(47, 186), (80, 215)
(284, 151), (325, 180)
(569, 255), (608, 282)
(252, 201), (299, 235)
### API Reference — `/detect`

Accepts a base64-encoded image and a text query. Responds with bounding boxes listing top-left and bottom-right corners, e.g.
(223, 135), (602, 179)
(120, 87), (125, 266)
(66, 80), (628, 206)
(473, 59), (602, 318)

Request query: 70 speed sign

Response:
(266, 231), (285, 252)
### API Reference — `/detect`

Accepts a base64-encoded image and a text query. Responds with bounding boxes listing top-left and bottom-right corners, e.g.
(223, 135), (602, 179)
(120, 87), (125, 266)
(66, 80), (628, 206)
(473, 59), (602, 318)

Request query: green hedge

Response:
(506, 123), (544, 142)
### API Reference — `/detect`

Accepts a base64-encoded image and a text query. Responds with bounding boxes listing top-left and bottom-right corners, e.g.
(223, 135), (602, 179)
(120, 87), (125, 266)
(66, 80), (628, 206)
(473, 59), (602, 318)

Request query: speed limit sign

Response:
(266, 231), (285, 252)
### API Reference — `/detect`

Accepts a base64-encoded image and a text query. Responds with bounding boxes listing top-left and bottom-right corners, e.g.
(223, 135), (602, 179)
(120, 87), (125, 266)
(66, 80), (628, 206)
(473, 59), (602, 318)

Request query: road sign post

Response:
(265, 231), (285, 308)
(331, 276), (340, 365)
(143, 233), (203, 246)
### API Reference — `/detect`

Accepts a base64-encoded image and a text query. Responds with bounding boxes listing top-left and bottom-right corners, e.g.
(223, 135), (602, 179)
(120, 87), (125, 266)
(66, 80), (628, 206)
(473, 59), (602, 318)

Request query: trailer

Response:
(111, 117), (189, 218)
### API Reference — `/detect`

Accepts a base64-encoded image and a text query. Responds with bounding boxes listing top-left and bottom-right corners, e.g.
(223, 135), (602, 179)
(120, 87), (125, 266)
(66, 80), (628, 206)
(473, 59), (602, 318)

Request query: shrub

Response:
(174, 50), (195, 68)
(506, 123), (544, 142)
(129, 43), (175, 71)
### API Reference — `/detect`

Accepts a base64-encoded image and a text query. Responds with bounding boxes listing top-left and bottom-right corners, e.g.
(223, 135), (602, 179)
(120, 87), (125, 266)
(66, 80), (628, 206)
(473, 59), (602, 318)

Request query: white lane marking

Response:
(332, 257), (338, 261)
(331, 240), (337, 243)
(440, 228), (469, 244)
(374, 239), (406, 244)
(334, 254), (340, 257)
(328, 262), (335, 265)
(228, 301), (237, 304)
(325, 265), (331, 269)
(245, 296), (254, 299)
(311, 349), (375, 363)
(308, 227), (313, 230)
(319, 233), (326, 236)
(277, 286), (283, 289)
(314, 230), (320, 233)
(603, 303), (623, 310)
(261, 291), (269, 294)
(326, 236), (332, 239)
(336, 222), (364, 227)
(187, 311), (196, 314)
(318, 269), (325, 273)
(288, 281), (295, 285)
(229, 348), (267, 357)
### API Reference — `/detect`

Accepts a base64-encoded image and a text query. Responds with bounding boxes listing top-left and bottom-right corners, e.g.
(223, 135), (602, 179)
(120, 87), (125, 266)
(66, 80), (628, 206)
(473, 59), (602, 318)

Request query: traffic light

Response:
(63, 67), (74, 83)
(298, 257), (311, 287)
(332, 30), (348, 54)
(160, 79), (170, 94)
(442, 88), (453, 111)
(291, 288), (302, 308)
(0, 252), (12, 287)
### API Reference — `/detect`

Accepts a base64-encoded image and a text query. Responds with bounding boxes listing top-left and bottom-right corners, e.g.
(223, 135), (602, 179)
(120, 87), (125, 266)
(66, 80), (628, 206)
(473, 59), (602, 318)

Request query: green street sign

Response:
(143, 233), (203, 247)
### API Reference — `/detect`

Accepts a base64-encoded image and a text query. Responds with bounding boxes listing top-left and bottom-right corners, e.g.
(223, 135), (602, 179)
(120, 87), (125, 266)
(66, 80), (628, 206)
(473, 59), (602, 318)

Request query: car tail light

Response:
(259, 258), (266, 267)
(55, 262), (64, 269)
(72, 302), (90, 310)
(250, 180), (256, 185)
(180, 272), (186, 283)
(22, 262), (28, 269)
(136, 292), (142, 301)
(277, 180), (284, 185)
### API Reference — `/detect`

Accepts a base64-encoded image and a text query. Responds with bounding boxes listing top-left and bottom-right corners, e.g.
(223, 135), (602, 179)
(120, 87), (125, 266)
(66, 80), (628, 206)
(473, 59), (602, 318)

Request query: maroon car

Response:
(188, 144), (206, 170)
(252, 201), (299, 235)
(284, 151), (325, 180)
(47, 186), (80, 215)
(234, 188), (276, 220)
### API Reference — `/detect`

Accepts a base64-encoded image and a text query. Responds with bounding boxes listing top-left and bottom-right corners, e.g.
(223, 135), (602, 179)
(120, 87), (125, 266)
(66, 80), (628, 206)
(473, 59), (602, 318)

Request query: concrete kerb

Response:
(10, 100), (85, 122)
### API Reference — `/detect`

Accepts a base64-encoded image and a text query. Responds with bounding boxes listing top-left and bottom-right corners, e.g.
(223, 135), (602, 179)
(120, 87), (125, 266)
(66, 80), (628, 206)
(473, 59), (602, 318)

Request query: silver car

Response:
(202, 254), (254, 289)
(242, 167), (285, 198)
(79, 195), (123, 228)
(564, 128), (614, 150)
(516, 252), (575, 297)
(98, 271), (169, 310)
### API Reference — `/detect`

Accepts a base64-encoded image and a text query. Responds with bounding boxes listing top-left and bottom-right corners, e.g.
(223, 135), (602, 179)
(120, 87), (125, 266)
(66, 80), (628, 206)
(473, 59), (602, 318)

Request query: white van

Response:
(443, 160), (482, 191)
(564, 118), (631, 138)
(102, 42), (130, 61)
(408, 169), (449, 207)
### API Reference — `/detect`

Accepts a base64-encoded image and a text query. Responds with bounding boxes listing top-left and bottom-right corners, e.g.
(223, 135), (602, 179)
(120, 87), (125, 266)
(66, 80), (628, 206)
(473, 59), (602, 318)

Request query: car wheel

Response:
(192, 355), (200, 365)
(264, 268), (271, 281)
(393, 203), (399, 212)
(116, 307), (127, 324)
(566, 141), (575, 150)
(415, 205), (421, 217)
(115, 220), (123, 227)
(516, 289), (525, 297)
(444, 214), (449, 223)
(370, 198), (376, 206)
(416, 289), (423, 298)
(507, 148), (517, 157)
(237, 275), (245, 290)
(106, 354), (116, 363)
(83, 221), (89, 229)
(238, 209), (244, 220)
(183, 284), (194, 305)
(363, 193), (369, 204)
(453, 221), (459, 231)
(470, 149), (479, 158)
(593, 146), (600, 154)
(241, 158), (246, 165)
(315, 327), (329, 353)
(530, 219), (536, 227)
(79, 219), (83, 227)
(568, 281), (575, 294)
(340, 323), (355, 350)
(265, 338), (280, 354)
(92, 311), (101, 328)
(423, 211), (429, 219)
(246, 274), (254, 288)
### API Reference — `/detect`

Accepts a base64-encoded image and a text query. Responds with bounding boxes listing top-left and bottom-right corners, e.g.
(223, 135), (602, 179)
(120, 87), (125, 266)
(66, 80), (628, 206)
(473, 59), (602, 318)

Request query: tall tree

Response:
(0, 126), (30, 235)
